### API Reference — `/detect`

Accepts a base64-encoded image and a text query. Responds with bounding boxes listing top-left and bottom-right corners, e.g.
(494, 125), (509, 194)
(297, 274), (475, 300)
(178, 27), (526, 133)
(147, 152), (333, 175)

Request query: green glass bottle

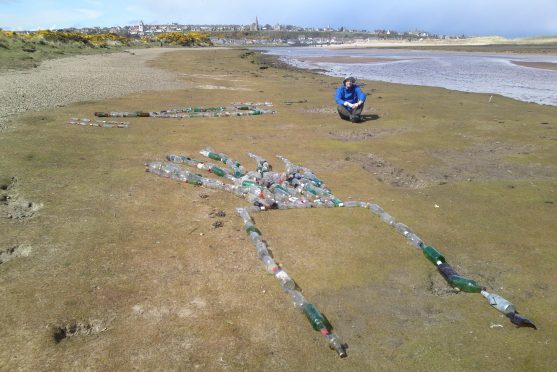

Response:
(448, 275), (483, 293)
(422, 245), (445, 266)
(302, 303), (329, 332)
(186, 174), (203, 186)
(242, 180), (257, 187)
(332, 198), (343, 207)
(308, 177), (323, 187)
(210, 166), (226, 177)
(208, 152), (222, 161)
(303, 185), (318, 196)
(245, 224), (261, 236)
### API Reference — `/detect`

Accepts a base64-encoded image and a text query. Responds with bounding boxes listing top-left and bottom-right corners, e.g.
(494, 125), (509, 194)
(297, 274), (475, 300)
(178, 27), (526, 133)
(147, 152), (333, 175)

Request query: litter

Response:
(146, 148), (536, 357)
(94, 102), (275, 119)
(68, 118), (129, 128)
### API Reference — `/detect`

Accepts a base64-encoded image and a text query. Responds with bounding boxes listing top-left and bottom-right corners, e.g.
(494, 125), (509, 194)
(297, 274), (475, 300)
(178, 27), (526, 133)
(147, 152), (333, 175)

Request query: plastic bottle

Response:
(380, 212), (396, 226)
(302, 303), (331, 332)
(325, 333), (347, 358)
(186, 173), (203, 186)
(286, 289), (308, 309)
(343, 201), (365, 208)
(242, 180), (257, 187)
(255, 240), (269, 259)
(422, 245), (446, 266)
(438, 263), (482, 293)
(261, 255), (279, 273)
(273, 268), (296, 290)
(405, 233), (424, 249)
(146, 162), (163, 173)
(507, 312), (537, 329)
(332, 198), (344, 207)
(236, 207), (252, 224)
(481, 290), (516, 315)
(394, 222), (410, 235)
(369, 204), (383, 215)
(203, 178), (227, 190)
(210, 165), (226, 177)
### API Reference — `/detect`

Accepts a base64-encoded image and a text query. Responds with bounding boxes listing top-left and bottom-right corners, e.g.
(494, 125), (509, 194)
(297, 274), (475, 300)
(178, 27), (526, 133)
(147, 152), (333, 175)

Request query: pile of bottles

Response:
(146, 147), (536, 357)
(94, 102), (275, 119)
(68, 118), (129, 128)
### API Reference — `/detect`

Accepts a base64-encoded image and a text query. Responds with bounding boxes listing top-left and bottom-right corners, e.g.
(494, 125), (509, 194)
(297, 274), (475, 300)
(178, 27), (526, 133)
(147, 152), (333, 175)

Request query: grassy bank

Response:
(0, 30), (212, 71)
(0, 48), (555, 370)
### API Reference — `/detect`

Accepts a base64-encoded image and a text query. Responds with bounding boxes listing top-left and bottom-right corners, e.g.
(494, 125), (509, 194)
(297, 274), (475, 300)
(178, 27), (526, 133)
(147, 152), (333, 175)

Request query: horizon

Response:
(1, 0), (557, 38)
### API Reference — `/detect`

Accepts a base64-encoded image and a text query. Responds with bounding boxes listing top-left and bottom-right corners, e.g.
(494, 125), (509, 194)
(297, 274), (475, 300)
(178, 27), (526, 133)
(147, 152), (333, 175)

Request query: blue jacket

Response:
(335, 85), (366, 110)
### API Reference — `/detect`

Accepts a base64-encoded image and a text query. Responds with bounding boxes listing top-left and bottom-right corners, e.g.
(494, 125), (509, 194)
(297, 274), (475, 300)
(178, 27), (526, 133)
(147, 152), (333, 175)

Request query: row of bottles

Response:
(94, 102), (275, 119)
(68, 118), (129, 128)
(236, 205), (347, 357)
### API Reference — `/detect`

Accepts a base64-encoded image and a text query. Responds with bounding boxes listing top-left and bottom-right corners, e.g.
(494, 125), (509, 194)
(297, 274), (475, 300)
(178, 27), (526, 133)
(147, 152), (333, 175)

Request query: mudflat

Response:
(0, 48), (556, 370)
(299, 56), (401, 64)
(511, 60), (557, 71)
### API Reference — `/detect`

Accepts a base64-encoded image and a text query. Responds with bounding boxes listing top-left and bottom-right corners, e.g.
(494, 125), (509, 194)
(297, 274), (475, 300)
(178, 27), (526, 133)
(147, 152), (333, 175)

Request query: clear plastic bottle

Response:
(481, 290), (516, 315)
(261, 255), (279, 273)
(326, 333), (347, 358)
(236, 207), (252, 224)
(343, 201), (367, 208)
(286, 289), (308, 309)
(369, 204), (383, 215)
(394, 222), (410, 235)
(380, 212), (396, 226)
(255, 240), (269, 259)
(406, 233), (424, 249)
(274, 268), (296, 290)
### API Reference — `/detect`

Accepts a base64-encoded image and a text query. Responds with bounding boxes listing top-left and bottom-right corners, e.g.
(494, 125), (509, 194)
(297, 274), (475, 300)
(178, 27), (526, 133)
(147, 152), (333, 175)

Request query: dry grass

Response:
(0, 48), (556, 370)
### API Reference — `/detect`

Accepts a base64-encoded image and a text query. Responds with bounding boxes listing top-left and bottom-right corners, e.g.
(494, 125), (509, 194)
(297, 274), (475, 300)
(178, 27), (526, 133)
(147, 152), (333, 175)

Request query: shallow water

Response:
(261, 47), (557, 106)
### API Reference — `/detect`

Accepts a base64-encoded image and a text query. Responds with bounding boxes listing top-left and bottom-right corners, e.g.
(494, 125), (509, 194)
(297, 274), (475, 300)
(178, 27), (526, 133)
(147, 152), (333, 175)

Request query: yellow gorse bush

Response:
(155, 32), (212, 46)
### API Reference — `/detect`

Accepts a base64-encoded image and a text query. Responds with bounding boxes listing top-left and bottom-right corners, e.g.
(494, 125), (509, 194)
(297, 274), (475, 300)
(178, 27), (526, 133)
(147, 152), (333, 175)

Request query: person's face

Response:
(345, 80), (354, 89)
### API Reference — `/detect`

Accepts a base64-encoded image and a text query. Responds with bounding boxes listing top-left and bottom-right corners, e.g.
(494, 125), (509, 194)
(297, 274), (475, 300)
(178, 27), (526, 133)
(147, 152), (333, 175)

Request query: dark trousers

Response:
(337, 104), (364, 122)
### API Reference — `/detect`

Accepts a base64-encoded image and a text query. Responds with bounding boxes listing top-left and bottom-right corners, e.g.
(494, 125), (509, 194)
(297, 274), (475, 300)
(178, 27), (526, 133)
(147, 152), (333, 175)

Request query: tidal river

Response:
(260, 47), (557, 106)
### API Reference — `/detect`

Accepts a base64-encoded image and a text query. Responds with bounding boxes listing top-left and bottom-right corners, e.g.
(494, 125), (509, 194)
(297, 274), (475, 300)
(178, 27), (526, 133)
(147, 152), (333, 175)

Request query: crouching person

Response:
(335, 76), (366, 123)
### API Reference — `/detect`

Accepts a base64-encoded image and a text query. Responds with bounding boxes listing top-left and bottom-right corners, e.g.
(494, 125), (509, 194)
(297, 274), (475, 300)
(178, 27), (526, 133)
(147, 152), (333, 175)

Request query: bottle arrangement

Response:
(146, 147), (537, 357)
(94, 102), (275, 119)
(68, 118), (129, 128)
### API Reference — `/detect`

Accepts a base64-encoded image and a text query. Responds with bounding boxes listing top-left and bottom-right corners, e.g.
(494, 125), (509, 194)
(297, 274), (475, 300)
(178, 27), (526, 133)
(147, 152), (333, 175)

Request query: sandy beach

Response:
(1, 48), (556, 370)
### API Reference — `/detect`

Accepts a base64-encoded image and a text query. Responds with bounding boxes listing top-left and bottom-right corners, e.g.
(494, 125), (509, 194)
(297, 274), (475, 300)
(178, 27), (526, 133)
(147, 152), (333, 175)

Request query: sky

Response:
(1, 0), (556, 38)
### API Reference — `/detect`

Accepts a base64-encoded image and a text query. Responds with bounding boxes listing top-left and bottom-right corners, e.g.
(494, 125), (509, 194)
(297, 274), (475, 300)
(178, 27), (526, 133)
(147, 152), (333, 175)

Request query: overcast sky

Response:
(1, 0), (556, 38)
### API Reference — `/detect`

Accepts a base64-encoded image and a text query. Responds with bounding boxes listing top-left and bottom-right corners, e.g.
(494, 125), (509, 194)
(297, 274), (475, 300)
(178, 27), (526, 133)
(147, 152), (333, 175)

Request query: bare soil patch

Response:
(0, 244), (32, 264)
(329, 127), (407, 141)
(426, 142), (557, 182)
(0, 176), (43, 221)
(350, 153), (426, 188)
(53, 320), (107, 343)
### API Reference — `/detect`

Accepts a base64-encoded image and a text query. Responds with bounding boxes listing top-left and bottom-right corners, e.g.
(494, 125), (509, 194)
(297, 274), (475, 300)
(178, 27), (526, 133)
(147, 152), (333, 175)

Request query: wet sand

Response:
(511, 60), (557, 71)
(298, 56), (401, 64)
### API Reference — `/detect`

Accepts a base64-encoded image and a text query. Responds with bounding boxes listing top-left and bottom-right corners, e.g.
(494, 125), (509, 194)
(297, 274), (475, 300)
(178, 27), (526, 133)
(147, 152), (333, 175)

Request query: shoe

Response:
(351, 115), (361, 123)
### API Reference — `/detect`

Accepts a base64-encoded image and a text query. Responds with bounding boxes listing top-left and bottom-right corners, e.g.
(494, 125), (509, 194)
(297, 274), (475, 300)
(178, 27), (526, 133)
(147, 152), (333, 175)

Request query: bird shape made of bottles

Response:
(145, 148), (536, 358)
